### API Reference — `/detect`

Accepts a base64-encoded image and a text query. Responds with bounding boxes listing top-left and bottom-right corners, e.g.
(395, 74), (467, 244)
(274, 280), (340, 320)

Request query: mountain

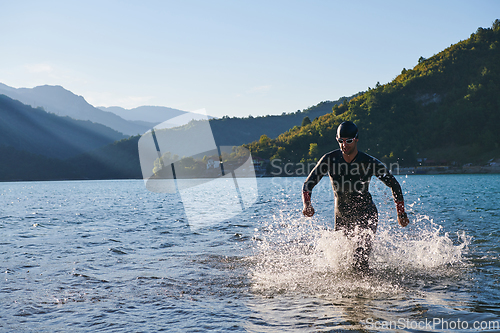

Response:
(245, 20), (500, 171)
(68, 136), (142, 180)
(0, 94), (126, 159)
(0, 83), (151, 135)
(98, 105), (187, 123)
(98, 105), (216, 130)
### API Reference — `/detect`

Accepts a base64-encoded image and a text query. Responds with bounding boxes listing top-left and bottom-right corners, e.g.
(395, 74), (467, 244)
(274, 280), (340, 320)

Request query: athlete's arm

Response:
(302, 153), (329, 217)
(373, 159), (409, 227)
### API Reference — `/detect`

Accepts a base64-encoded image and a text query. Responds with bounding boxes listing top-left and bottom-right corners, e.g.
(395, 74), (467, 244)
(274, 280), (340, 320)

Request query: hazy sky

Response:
(1, 0), (498, 118)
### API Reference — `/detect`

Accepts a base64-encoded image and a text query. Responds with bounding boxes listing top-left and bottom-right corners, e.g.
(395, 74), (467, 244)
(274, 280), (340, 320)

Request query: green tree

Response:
(301, 116), (312, 127)
(309, 143), (320, 158)
(153, 152), (179, 174)
(259, 134), (271, 145)
(493, 19), (500, 32)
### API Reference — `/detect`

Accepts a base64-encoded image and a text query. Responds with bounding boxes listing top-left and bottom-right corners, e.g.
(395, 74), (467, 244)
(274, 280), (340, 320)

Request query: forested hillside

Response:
(246, 20), (500, 170)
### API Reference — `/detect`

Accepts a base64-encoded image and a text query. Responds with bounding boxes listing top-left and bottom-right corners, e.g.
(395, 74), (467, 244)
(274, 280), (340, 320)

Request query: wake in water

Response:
(250, 210), (471, 298)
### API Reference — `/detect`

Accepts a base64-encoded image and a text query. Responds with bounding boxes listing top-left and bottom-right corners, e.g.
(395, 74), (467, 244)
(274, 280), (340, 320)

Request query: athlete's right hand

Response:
(303, 204), (315, 217)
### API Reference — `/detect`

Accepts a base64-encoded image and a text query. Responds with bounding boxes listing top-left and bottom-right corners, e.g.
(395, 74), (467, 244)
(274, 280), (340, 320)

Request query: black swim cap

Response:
(336, 121), (358, 138)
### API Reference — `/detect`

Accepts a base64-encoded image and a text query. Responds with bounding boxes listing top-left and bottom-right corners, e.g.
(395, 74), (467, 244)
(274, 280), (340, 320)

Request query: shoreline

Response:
(1, 167), (500, 183)
(394, 165), (500, 175)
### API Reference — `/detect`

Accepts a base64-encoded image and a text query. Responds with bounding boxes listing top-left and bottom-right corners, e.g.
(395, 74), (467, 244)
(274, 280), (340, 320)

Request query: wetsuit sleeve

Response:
(373, 160), (404, 203)
(302, 154), (329, 200)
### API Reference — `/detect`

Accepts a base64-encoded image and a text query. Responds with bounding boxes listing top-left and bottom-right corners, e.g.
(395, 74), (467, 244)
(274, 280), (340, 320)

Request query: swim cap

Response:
(336, 121), (358, 138)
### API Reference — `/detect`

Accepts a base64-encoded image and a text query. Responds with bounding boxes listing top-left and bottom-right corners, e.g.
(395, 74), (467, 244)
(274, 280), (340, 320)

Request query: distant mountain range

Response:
(0, 83), (201, 136)
(0, 83), (151, 135)
(0, 85), (354, 180)
(98, 105), (213, 128)
(98, 105), (184, 123)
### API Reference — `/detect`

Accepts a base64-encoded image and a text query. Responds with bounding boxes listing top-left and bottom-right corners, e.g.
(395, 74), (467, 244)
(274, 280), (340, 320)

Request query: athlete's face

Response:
(337, 137), (358, 155)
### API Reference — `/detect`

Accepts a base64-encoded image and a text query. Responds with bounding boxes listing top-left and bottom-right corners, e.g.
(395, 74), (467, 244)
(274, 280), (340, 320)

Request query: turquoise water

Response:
(1, 175), (499, 332)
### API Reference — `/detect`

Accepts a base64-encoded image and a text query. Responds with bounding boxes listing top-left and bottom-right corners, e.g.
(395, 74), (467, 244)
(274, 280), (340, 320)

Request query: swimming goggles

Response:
(336, 135), (357, 144)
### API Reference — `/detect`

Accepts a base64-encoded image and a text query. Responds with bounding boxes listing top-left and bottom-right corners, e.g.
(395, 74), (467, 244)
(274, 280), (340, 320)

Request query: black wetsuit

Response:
(303, 149), (404, 269)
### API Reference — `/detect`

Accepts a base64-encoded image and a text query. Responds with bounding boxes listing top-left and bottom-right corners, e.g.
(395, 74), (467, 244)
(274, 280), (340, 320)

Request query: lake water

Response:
(1, 175), (500, 332)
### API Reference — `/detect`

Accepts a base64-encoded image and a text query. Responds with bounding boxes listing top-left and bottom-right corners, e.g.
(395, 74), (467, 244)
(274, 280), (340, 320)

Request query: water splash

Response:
(250, 211), (471, 297)
(373, 215), (470, 272)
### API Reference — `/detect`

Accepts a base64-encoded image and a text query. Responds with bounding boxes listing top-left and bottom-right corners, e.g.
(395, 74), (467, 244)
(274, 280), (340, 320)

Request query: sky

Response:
(0, 0), (499, 119)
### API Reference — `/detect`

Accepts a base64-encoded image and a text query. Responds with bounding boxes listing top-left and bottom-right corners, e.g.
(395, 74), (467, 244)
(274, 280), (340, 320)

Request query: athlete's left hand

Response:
(303, 204), (315, 217)
(398, 212), (410, 227)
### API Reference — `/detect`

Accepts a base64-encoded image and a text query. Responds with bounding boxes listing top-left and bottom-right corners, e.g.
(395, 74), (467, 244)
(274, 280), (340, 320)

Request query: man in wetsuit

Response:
(302, 121), (409, 272)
